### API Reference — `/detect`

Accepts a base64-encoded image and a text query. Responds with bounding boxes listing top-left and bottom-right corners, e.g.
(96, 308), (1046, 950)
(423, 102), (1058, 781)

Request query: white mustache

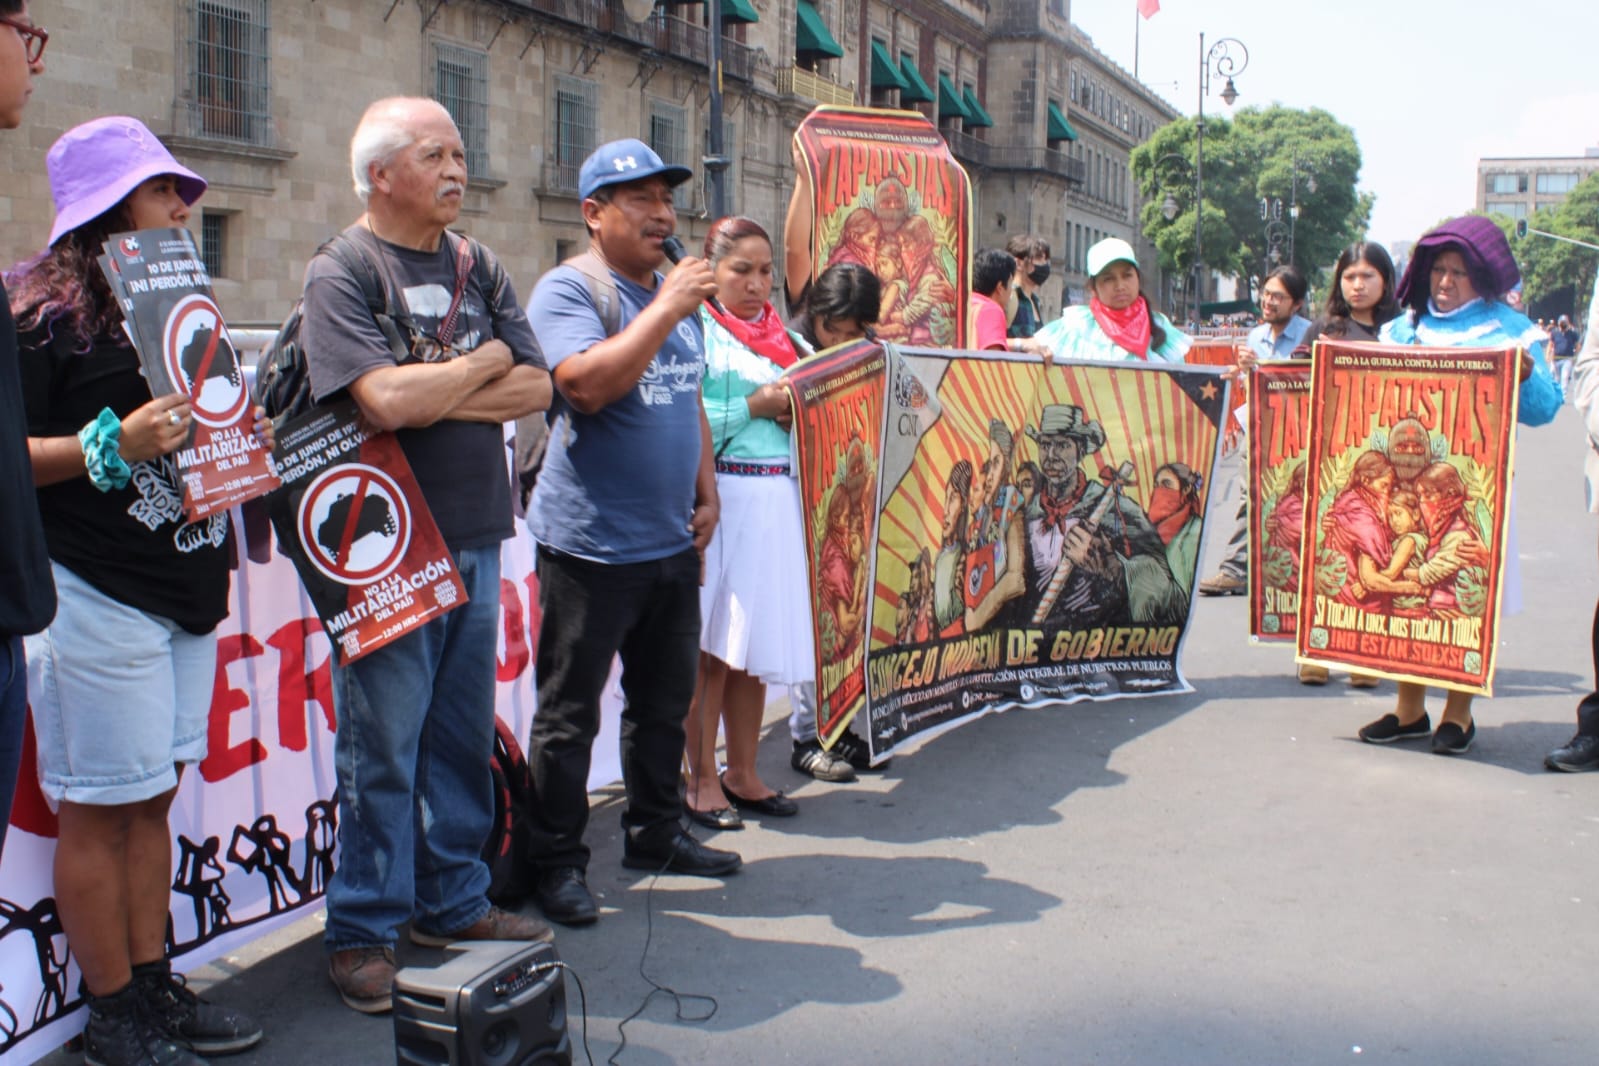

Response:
(438, 183), (465, 200)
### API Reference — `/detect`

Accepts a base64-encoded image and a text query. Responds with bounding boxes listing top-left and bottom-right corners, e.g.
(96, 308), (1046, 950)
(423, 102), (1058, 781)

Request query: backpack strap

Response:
(561, 250), (622, 338)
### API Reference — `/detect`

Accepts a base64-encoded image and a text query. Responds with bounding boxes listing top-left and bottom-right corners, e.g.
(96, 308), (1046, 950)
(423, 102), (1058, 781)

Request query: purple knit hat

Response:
(46, 116), (207, 247)
(1394, 215), (1519, 310)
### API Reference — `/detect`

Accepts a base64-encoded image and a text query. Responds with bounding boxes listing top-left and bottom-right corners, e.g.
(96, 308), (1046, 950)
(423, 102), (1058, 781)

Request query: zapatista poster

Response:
(1248, 360), (1313, 643)
(784, 339), (888, 749)
(793, 106), (970, 349)
(100, 227), (279, 519)
(1295, 341), (1520, 694)
(859, 347), (1229, 762)
(266, 400), (466, 665)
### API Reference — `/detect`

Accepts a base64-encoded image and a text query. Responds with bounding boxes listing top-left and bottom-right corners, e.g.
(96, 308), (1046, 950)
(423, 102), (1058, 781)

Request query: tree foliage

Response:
(1131, 105), (1369, 297)
(1494, 171), (1599, 320)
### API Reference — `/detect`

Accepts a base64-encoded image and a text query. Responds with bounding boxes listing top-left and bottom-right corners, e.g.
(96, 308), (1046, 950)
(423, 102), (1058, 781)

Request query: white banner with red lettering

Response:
(0, 526), (625, 1063)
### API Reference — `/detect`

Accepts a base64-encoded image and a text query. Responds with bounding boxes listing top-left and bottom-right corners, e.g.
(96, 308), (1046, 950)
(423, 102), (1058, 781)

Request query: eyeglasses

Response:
(0, 15), (46, 63)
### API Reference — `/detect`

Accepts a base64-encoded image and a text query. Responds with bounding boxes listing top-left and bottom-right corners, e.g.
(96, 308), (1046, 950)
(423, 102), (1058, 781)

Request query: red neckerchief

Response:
(1089, 295), (1153, 359)
(1148, 486), (1198, 545)
(1039, 472), (1090, 532)
(704, 299), (798, 369)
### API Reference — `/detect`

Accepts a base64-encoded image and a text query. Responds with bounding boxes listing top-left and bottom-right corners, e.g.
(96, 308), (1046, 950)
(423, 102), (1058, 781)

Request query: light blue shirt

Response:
(1246, 314), (1311, 361)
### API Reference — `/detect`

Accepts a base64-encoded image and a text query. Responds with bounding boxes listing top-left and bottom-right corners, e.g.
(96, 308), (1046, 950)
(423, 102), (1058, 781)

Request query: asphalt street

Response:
(41, 398), (1599, 1066)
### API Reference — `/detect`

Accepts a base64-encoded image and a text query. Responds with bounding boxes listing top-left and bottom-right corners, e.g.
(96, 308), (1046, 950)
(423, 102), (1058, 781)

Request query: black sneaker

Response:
(1432, 720), (1476, 756)
(790, 739), (856, 783)
(829, 731), (889, 772)
(133, 959), (262, 1056)
(83, 981), (209, 1066)
(1546, 733), (1599, 773)
(1358, 712), (1432, 744)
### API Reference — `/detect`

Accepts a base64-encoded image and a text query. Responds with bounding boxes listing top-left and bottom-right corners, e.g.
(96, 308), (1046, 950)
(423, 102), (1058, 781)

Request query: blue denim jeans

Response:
(324, 546), (500, 951)
(0, 635), (28, 863)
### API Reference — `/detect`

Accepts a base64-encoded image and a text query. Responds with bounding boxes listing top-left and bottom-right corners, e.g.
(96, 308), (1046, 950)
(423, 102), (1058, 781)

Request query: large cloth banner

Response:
(789, 342), (1231, 762)
(0, 528), (627, 1064)
(793, 106), (970, 349)
(1247, 360), (1313, 643)
(1295, 341), (1521, 694)
(1183, 339), (1246, 451)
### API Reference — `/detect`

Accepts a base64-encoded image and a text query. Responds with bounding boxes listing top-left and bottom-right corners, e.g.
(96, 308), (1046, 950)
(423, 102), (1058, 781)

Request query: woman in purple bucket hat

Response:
(9, 115), (266, 1065)
(1352, 214), (1562, 757)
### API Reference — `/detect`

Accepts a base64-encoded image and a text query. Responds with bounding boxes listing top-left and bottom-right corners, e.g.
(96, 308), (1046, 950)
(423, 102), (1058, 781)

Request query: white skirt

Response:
(700, 468), (817, 684)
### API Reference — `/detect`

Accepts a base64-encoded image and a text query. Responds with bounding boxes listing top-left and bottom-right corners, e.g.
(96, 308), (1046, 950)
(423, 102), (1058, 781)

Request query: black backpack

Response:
(253, 230), (500, 425)
(483, 718), (538, 904)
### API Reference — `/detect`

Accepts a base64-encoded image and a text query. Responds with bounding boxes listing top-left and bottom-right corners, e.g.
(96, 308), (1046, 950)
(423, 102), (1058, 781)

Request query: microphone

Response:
(660, 234), (726, 314)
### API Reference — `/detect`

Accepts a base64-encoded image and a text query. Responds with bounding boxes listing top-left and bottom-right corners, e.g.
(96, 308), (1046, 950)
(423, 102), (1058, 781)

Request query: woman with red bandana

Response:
(1033, 238), (1190, 363)
(1148, 463), (1204, 599)
(1323, 451), (1426, 612)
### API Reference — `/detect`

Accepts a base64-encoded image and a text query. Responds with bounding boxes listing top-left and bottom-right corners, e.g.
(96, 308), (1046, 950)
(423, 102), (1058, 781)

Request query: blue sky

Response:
(1072, 0), (1599, 253)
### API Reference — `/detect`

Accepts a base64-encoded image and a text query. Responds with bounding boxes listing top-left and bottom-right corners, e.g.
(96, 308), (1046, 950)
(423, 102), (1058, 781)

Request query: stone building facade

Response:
(1476, 148), (1599, 226)
(1, 0), (1175, 326)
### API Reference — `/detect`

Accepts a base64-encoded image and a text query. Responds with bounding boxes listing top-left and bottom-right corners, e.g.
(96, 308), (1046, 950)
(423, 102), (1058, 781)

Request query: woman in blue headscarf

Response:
(1356, 215), (1560, 757)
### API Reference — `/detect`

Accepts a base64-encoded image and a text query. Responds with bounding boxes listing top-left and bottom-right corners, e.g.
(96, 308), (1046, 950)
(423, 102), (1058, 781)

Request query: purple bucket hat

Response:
(1395, 214), (1519, 310)
(46, 116), (207, 247)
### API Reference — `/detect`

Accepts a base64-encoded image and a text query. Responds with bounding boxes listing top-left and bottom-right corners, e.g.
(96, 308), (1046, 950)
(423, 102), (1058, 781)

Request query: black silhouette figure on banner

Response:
(178, 324), (242, 388)
(228, 815), (300, 914)
(297, 800), (337, 899)
(0, 896), (70, 1038)
(172, 834), (233, 945)
(316, 493), (397, 564)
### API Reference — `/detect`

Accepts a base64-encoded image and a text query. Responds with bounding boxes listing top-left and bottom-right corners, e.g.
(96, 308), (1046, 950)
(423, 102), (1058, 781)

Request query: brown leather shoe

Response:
(1197, 571), (1247, 596)
(1296, 663), (1329, 685)
(409, 905), (556, 948)
(329, 946), (395, 1014)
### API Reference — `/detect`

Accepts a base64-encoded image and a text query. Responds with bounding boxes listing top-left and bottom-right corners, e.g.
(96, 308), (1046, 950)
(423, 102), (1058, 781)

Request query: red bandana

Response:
(1089, 295), (1153, 359)
(704, 300), (798, 369)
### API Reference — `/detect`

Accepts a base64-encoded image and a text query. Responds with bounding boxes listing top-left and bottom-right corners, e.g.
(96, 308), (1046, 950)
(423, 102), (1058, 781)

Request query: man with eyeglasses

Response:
(299, 97), (555, 1015)
(1198, 265), (1311, 599)
(0, 0), (54, 864)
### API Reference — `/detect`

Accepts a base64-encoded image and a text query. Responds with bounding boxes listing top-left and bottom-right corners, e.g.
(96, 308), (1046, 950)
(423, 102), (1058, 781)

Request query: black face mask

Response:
(1028, 263), (1052, 285)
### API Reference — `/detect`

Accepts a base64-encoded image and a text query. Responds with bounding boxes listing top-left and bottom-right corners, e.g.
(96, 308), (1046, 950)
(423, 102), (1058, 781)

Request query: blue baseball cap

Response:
(578, 139), (692, 201)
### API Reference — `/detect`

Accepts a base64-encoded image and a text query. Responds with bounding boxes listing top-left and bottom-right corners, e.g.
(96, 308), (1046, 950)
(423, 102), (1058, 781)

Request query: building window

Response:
(553, 75), (598, 194)
(200, 213), (227, 278)
(1536, 172), (1580, 195)
(1488, 202), (1528, 221)
(433, 42), (489, 178)
(1487, 173), (1526, 195)
(183, 0), (271, 145)
(649, 100), (692, 210)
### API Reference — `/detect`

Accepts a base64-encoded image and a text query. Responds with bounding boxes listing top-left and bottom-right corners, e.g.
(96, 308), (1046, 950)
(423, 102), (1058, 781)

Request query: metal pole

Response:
(1288, 161), (1297, 267)
(1194, 33), (1204, 318)
(706, 0), (727, 220)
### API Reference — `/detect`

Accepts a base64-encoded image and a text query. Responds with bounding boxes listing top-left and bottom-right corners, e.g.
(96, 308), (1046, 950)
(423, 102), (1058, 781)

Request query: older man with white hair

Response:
(299, 96), (553, 1014)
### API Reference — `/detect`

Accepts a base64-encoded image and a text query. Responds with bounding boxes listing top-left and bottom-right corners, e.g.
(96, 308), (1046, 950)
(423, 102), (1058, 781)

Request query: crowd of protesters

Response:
(4, 11), (1599, 1060)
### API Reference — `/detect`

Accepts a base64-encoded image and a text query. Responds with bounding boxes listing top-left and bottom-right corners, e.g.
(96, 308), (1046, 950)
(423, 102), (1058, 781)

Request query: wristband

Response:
(78, 407), (132, 492)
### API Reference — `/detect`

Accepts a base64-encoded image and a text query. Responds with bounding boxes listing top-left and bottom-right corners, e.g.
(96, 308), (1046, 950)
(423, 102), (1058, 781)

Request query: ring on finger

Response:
(168, 410), (182, 427)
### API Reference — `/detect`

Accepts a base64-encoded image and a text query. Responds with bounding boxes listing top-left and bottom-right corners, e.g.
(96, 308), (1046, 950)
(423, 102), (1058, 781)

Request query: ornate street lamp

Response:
(1194, 33), (1247, 316)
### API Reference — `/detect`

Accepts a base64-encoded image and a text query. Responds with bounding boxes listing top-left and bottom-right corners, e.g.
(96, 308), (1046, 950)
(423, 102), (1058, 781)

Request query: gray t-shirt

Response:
(301, 225), (545, 550)
(525, 264), (704, 564)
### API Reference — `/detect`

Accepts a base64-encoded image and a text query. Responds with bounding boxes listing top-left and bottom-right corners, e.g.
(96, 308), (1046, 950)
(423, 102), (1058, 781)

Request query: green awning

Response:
(795, 0), (843, 59)
(721, 0), (758, 24)
(1046, 101), (1079, 142)
(937, 73), (970, 122)
(870, 40), (907, 90)
(962, 87), (993, 128)
(898, 55), (934, 103)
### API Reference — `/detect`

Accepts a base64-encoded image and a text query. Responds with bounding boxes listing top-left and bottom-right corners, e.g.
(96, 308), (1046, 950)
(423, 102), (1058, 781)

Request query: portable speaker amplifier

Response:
(394, 939), (572, 1066)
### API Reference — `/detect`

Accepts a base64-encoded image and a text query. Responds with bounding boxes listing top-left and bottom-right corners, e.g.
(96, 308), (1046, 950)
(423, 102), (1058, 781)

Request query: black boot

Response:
(82, 980), (209, 1066)
(132, 959), (262, 1056)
